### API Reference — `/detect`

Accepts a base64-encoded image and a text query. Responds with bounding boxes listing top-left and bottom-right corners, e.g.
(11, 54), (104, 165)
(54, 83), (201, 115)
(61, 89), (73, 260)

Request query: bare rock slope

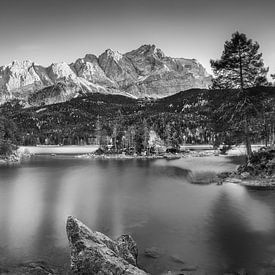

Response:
(0, 45), (211, 105)
(66, 216), (148, 274)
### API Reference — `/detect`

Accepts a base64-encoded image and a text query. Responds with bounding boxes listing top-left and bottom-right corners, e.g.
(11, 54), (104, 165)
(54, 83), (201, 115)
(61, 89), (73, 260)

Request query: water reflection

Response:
(209, 183), (275, 272)
(0, 157), (275, 274)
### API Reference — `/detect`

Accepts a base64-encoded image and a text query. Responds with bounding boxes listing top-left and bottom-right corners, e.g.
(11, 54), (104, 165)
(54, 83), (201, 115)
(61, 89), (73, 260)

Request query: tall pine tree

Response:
(210, 32), (269, 89)
(210, 32), (269, 158)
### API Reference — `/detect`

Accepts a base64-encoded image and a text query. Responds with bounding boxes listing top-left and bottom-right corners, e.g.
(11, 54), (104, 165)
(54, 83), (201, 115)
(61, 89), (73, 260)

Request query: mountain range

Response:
(0, 44), (211, 106)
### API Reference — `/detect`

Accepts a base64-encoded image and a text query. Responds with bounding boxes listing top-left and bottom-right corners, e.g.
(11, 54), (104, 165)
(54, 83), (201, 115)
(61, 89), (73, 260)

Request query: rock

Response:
(0, 261), (58, 274)
(116, 234), (138, 266)
(0, 45), (211, 106)
(124, 45), (211, 98)
(170, 254), (185, 264)
(144, 247), (164, 258)
(66, 216), (148, 274)
(218, 172), (231, 179)
(240, 172), (250, 179)
(225, 178), (242, 184)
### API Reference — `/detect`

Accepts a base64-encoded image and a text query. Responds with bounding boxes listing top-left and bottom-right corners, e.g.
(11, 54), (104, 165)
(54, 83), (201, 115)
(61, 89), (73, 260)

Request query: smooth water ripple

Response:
(0, 156), (275, 274)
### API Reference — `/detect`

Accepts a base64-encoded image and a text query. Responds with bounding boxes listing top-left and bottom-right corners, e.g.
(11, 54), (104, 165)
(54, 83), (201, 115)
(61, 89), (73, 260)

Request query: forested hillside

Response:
(0, 87), (274, 153)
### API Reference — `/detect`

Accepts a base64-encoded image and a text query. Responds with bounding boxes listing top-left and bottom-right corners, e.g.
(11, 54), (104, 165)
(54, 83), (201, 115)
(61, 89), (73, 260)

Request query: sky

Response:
(0, 0), (274, 77)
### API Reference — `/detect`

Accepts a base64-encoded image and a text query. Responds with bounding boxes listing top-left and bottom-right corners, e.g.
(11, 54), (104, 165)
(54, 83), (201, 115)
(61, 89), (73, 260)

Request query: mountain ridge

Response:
(0, 44), (211, 106)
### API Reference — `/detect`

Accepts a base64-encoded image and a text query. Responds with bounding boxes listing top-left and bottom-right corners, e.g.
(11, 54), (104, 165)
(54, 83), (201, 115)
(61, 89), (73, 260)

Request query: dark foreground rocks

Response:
(0, 261), (58, 274)
(66, 216), (148, 274)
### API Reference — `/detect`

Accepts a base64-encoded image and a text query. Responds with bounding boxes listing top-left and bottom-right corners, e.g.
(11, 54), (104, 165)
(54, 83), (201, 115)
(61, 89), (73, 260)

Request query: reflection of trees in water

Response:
(93, 160), (121, 237)
(95, 160), (158, 239)
(31, 163), (73, 261)
(152, 165), (191, 179)
(208, 190), (271, 272)
(151, 164), (220, 184)
(0, 166), (21, 244)
(0, 160), (74, 265)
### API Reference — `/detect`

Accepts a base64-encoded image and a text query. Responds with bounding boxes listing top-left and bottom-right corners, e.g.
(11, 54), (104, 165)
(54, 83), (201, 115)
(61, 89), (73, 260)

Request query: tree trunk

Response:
(244, 116), (252, 159)
(238, 47), (252, 158)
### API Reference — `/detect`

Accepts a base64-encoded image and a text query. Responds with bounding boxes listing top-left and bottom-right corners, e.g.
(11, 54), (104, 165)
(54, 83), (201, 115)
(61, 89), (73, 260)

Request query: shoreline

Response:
(218, 147), (275, 190)
(3, 145), (273, 191)
(0, 144), (263, 163)
(0, 152), (22, 166)
(75, 150), (216, 160)
(16, 144), (265, 156)
(224, 177), (275, 190)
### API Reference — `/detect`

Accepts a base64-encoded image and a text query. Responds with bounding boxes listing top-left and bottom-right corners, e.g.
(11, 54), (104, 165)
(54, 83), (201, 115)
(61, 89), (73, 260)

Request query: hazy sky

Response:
(0, 0), (274, 76)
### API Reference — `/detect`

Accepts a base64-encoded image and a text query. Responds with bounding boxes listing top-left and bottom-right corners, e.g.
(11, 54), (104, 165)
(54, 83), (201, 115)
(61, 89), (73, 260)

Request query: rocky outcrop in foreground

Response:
(66, 216), (148, 274)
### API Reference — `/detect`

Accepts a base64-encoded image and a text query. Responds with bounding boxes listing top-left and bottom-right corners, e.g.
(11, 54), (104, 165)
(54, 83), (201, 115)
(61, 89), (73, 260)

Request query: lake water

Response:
(1, 156), (275, 274)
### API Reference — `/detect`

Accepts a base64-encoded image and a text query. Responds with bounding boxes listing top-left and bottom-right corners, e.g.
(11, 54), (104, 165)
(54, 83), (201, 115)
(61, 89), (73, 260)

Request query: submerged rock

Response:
(170, 254), (185, 264)
(66, 216), (148, 274)
(144, 247), (164, 258)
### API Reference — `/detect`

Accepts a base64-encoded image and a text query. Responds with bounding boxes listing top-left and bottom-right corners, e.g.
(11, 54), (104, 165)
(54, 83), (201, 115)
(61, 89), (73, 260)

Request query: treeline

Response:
(0, 86), (274, 155)
(0, 115), (18, 157)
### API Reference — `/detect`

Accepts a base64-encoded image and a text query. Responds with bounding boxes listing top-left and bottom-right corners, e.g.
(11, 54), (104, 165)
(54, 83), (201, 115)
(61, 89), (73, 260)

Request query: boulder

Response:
(66, 216), (148, 274)
(170, 254), (185, 264)
(240, 172), (250, 179)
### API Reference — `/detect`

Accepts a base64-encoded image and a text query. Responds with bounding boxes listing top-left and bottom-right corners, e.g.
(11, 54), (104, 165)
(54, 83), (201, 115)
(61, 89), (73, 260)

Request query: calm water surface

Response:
(1, 156), (275, 274)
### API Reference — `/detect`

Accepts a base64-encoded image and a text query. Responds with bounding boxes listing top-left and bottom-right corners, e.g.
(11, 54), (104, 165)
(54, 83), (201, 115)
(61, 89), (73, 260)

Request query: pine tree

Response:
(210, 32), (270, 158)
(0, 116), (17, 157)
(210, 32), (269, 89)
(165, 122), (172, 147)
(95, 115), (101, 145)
(142, 119), (150, 153)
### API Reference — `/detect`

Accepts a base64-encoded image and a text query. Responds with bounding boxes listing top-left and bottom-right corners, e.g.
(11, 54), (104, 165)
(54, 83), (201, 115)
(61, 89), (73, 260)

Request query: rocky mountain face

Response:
(0, 45), (211, 106)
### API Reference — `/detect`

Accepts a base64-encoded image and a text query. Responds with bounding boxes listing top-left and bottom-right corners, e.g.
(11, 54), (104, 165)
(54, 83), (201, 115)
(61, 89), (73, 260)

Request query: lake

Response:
(1, 155), (275, 274)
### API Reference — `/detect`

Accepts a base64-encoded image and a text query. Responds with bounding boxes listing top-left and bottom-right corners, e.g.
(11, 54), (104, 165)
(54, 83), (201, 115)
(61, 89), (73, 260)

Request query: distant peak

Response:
(128, 44), (165, 58)
(103, 49), (123, 62)
(136, 44), (156, 52)
(8, 59), (34, 68)
(50, 61), (69, 67)
(140, 44), (156, 49)
(84, 54), (97, 62)
(105, 48), (114, 53)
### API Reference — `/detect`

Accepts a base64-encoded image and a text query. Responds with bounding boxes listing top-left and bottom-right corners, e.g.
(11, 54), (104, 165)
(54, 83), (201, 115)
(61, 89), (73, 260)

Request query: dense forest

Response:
(0, 86), (274, 155)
